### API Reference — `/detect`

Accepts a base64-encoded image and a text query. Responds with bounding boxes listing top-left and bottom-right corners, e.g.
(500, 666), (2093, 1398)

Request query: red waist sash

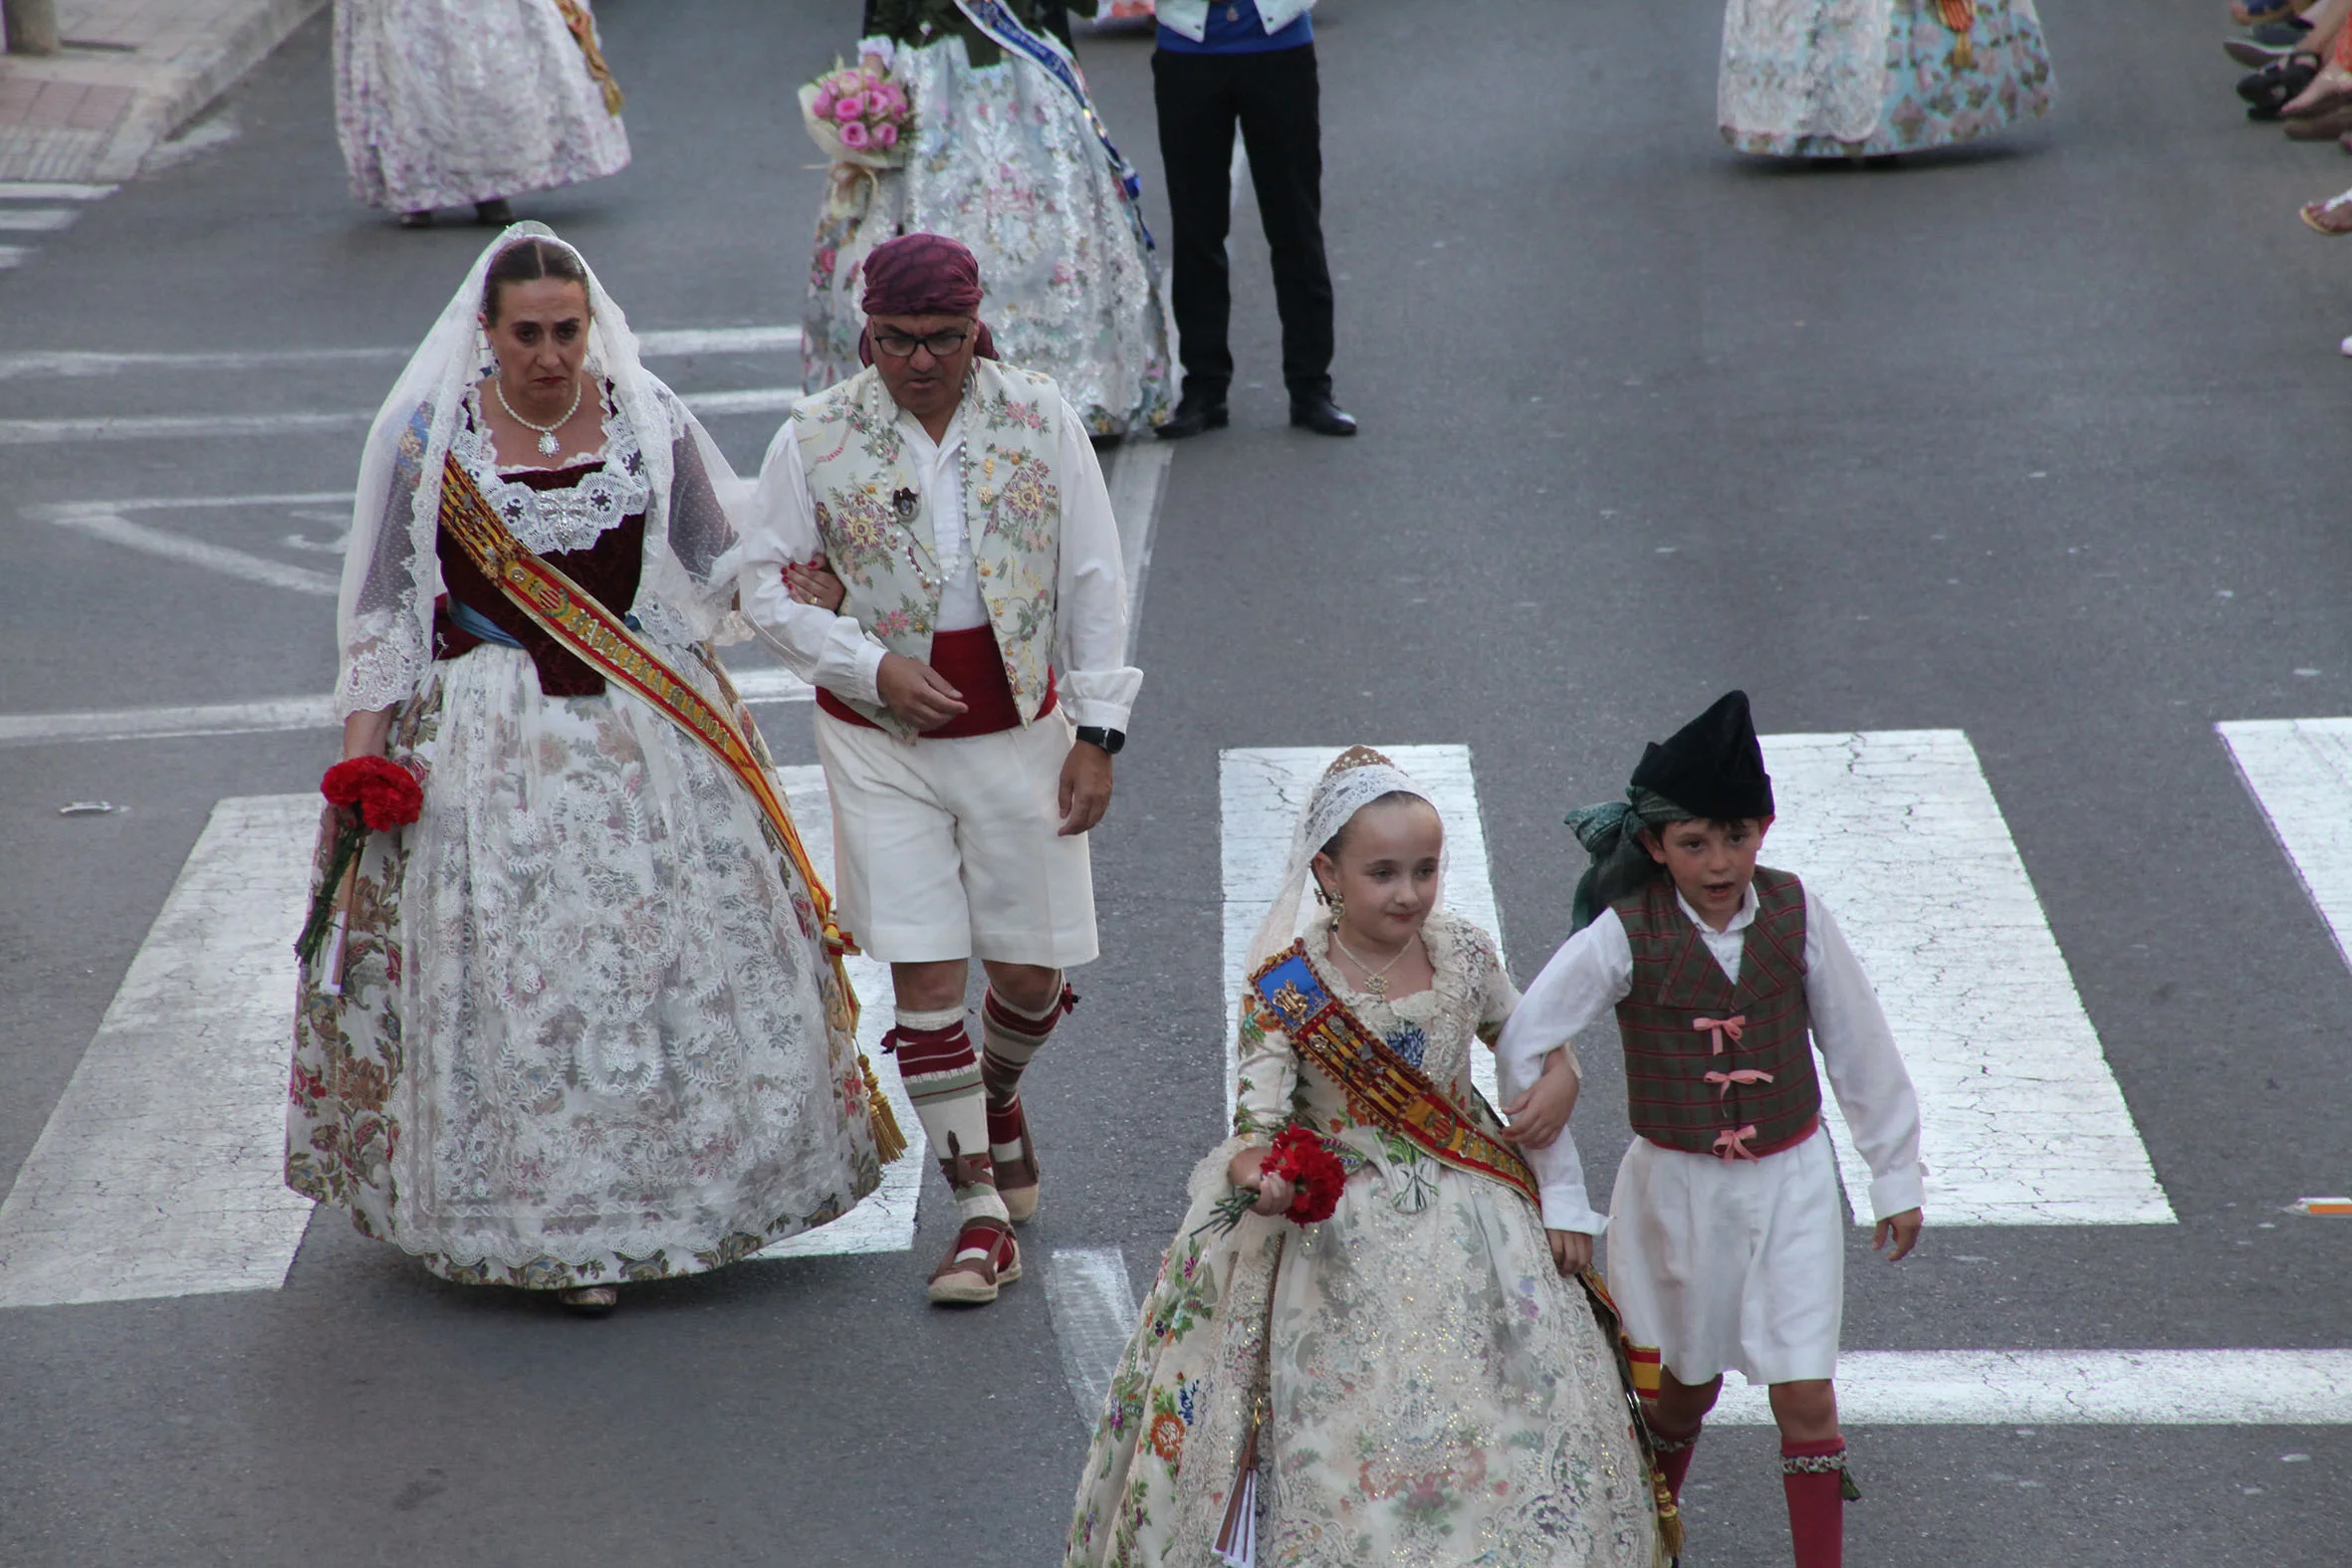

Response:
(816, 624), (1058, 738)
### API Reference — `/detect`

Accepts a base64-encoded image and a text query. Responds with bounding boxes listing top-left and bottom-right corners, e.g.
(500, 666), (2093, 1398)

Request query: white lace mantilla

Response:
(453, 384), (651, 555)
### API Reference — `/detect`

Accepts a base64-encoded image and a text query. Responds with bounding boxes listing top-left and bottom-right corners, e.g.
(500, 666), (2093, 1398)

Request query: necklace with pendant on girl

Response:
(494, 373), (584, 457)
(1329, 925), (1414, 1003)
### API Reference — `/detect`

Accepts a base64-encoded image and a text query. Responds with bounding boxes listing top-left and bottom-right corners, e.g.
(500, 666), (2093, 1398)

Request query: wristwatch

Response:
(1073, 725), (1126, 756)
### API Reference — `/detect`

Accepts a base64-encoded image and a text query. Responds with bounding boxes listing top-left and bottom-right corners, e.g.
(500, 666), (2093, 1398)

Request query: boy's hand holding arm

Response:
(1499, 1045), (1579, 1149)
(1495, 919), (1632, 1275)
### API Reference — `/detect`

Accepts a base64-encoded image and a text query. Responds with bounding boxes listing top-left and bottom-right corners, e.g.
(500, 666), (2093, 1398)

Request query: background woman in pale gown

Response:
(1063, 748), (1664, 1568)
(803, 0), (1174, 435)
(334, 0), (629, 227)
(1718, 0), (2054, 158)
(288, 226), (890, 1314)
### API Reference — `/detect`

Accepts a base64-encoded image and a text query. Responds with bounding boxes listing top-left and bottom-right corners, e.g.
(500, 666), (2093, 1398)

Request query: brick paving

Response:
(0, 0), (321, 181)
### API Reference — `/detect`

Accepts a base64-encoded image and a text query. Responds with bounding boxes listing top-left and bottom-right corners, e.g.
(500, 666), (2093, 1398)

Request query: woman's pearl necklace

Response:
(494, 373), (584, 457)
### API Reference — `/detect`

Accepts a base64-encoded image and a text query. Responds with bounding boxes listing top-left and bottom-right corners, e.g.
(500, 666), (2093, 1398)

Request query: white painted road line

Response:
(0, 386), (803, 443)
(1106, 440), (1171, 663)
(1763, 731), (2175, 1227)
(0, 208), (74, 232)
(0, 246), (29, 271)
(0, 795), (321, 1309)
(2219, 718), (2352, 976)
(1220, 746), (1505, 1119)
(1708, 1348), (2352, 1425)
(32, 502), (342, 594)
(0, 671), (813, 751)
(757, 765), (924, 1261)
(0, 696), (336, 749)
(0, 181), (118, 200)
(1046, 1246), (1141, 1426)
(0, 325), (800, 381)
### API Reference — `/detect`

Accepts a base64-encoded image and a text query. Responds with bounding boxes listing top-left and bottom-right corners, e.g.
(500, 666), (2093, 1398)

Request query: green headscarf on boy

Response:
(1565, 690), (1776, 932)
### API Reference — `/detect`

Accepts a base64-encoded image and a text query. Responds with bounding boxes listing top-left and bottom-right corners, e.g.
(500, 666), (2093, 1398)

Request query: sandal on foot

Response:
(2245, 55), (2321, 115)
(995, 1108), (1041, 1225)
(560, 1284), (618, 1315)
(928, 1217), (1020, 1306)
(2303, 188), (2352, 233)
(2283, 62), (2352, 115)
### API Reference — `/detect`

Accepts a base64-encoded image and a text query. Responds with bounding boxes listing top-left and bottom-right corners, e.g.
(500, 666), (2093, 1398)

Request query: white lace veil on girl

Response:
(335, 221), (749, 719)
(1243, 746), (1448, 974)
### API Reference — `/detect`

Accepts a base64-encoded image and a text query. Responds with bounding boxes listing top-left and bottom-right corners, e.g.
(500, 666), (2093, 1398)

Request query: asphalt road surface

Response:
(3, 3), (2348, 1565)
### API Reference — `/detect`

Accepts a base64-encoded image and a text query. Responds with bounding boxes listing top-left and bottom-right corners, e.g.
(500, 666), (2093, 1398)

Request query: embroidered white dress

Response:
(1064, 913), (1663, 1568)
(333, 0), (630, 214)
(803, 33), (1173, 435)
(289, 389), (886, 1289)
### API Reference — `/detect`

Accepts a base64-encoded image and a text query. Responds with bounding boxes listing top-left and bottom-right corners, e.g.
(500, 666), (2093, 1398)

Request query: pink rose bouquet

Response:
(800, 60), (913, 171)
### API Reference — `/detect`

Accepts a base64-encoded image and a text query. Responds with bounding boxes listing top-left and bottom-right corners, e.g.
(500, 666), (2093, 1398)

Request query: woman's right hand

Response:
(335, 708), (398, 831)
(1227, 1146), (1294, 1217)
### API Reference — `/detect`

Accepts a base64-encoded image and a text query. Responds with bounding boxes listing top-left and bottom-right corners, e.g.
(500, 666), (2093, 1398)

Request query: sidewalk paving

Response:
(0, 0), (322, 182)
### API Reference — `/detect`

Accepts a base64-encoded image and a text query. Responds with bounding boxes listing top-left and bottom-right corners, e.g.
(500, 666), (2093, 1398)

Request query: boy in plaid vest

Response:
(1495, 691), (1926, 1568)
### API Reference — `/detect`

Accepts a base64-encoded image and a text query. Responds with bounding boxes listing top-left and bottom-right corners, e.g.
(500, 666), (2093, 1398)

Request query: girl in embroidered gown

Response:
(334, 0), (629, 227)
(802, 0), (1174, 435)
(1064, 748), (1667, 1568)
(1718, 0), (2054, 157)
(288, 225), (892, 1313)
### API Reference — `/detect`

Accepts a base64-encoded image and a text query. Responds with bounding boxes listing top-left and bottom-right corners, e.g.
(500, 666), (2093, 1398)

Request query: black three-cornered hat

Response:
(1628, 690), (1775, 821)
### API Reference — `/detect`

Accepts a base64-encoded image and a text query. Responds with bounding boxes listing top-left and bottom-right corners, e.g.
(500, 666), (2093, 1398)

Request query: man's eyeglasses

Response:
(871, 328), (973, 358)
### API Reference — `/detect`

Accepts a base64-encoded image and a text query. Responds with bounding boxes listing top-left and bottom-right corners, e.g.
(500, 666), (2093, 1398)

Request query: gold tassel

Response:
(863, 1056), (909, 1164)
(1938, 0), (1977, 71)
(1652, 1471), (1686, 1559)
(554, 0), (626, 115)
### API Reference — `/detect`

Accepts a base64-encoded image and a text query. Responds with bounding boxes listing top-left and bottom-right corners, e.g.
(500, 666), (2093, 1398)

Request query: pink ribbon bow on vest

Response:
(1713, 1124), (1762, 1161)
(1692, 1014), (1748, 1055)
(1704, 1067), (1775, 1098)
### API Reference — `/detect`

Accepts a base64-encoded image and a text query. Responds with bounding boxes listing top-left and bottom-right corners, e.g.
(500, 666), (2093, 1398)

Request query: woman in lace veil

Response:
(288, 224), (887, 1313)
(1064, 747), (1667, 1567)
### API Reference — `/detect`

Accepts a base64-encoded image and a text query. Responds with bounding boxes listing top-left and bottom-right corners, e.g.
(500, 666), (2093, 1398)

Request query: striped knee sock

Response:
(979, 980), (1074, 1156)
(888, 1006), (1007, 1225)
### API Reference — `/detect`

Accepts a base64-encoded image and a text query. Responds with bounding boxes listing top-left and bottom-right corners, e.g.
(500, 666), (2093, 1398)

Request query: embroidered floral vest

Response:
(794, 360), (1064, 740)
(1612, 868), (1822, 1159)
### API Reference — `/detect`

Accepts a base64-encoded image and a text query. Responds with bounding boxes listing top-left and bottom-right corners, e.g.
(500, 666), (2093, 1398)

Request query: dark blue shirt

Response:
(1156, 1), (1312, 54)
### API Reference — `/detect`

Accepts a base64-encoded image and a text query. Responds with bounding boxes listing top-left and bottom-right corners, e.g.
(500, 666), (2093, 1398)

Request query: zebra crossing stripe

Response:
(0, 796), (318, 1309)
(1707, 1348), (2352, 1425)
(1045, 1246), (1141, 1427)
(2218, 719), (2352, 976)
(1764, 731), (2175, 1227)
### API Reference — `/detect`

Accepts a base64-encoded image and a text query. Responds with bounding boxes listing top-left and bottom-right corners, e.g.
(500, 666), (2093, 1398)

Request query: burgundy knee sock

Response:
(1649, 1418), (1703, 1502)
(1780, 1437), (1849, 1568)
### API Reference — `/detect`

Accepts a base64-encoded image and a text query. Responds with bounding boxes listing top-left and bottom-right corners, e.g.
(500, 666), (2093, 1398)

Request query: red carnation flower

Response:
(322, 756), (424, 832)
(296, 758), (426, 972)
(1261, 1124), (1348, 1226)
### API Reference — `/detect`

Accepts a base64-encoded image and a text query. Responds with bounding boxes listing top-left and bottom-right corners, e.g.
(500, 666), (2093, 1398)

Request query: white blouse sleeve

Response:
(1493, 915), (1633, 1235)
(1803, 890), (1929, 1221)
(1051, 400), (1142, 730)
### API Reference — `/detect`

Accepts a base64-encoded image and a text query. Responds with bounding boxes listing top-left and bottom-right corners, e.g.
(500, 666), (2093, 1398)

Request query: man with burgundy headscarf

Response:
(727, 232), (1140, 1307)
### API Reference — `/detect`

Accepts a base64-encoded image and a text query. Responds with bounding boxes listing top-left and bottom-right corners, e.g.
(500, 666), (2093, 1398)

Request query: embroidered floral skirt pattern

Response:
(287, 645), (883, 1289)
(1721, 0), (2054, 157)
(803, 37), (1174, 435)
(1063, 1169), (1662, 1567)
(333, 0), (630, 213)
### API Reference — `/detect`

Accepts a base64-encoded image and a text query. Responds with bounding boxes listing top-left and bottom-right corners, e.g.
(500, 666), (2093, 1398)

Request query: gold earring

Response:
(1327, 892), (1346, 925)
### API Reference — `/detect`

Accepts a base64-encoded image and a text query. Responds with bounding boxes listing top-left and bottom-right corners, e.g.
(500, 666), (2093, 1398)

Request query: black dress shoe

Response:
(1290, 396), (1357, 437)
(1155, 400), (1229, 440)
